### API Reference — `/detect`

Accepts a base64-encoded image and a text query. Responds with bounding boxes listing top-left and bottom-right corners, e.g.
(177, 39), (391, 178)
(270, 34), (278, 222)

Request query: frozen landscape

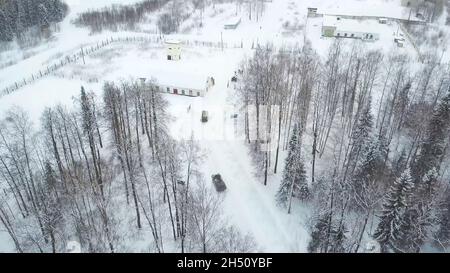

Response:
(1, 0), (450, 254)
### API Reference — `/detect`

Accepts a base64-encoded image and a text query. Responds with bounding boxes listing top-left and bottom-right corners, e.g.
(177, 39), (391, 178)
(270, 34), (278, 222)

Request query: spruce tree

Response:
(41, 161), (62, 253)
(80, 87), (94, 135)
(345, 96), (374, 185)
(351, 97), (373, 153)
(49, 0), (65, 22)
(276, 124), (309, 207)
(411, 90), (450, 249)
(15, 0), (27, 38)
(0, 10), (14, 41)
(374, 168), (414, 252)
(413, 90), (450, 182)
(437, 190), (450, 246)
(308, 214), (329, 253)
(350, 135), (387, 210)
(308, 212), (347, 253)
(38, 3), (50, 29)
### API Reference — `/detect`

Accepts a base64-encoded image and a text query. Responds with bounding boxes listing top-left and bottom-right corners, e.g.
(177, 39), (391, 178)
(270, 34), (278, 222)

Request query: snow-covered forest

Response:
(0, 0), (67, 42)
(1, 0), (450, 253)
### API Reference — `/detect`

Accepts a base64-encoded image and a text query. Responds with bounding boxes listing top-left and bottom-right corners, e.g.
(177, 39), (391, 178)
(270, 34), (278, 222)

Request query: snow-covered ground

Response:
(1, 0), (450, 253)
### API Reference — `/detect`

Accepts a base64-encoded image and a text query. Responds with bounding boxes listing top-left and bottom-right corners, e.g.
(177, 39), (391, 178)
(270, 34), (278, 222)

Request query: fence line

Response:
(0, 35), (245, 98)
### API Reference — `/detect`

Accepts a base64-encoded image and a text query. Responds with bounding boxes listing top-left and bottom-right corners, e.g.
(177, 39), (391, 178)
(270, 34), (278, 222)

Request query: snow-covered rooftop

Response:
(143, 61), (209, 90)
(165, 39), (182, 44)
(225, 16), (241, 26)
(314, 0), (424, 21)
(323, 15), (381, 34)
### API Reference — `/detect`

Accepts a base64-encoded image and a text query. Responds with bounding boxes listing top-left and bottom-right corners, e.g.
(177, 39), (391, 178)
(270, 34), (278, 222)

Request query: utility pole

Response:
(221, 31), (224, 51)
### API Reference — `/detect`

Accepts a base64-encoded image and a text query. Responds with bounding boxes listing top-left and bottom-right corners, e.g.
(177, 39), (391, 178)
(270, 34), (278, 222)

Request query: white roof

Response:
(323, 16), (380, 34)
(225, 16), (241, 25)
(323, 15), (338, 27)
(154, 74), (207, 90)
(314, 1), (424, 21)
(143, 61), (209, 90)
(165, 39), (182, 44)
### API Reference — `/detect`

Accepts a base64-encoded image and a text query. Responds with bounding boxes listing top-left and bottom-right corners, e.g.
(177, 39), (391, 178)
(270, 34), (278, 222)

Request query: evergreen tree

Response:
(41, 161), (63, 253)
(0, 10), (14, 41)
(436, 190), (450, 246)
(80, 87), (94, 135)
(308, 214), (329, 253)
(350, 135), (387, 210)
(419, 168), (439, 201)
(38, 3), (50, 29)
(413, 90), (450, 182)
(411, 90), (450, 250)
(345, 96), (374, 183)
(350, 97), (373, 153)
(374, 168), (414, 252)
(15, 0), (27, 38)
(0, 0), (67, 41)
(308, 212), (347, 253)
(49, 0), (65, 22)
(396, 169), (439, 253)
(276, 124), (309, 207)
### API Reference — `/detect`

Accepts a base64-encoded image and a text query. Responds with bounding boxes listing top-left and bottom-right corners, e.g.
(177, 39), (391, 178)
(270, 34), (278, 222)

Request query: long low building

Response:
(158, 75), (214, 97)
(141, 72), (215, 97)
(322, 15), (380, 41)
(224, 16), (242, 29)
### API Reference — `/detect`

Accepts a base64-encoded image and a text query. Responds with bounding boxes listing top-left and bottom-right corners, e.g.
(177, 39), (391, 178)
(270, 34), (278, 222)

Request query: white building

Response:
(141, 74), (215, 98)
(224, 16), (241, 29)
(322, 16), (380, 41)
(166, 39), (182, 61)
(159, 76), (215, 97)
(307, 7), (318, 17)
(378, 18), (388, 24)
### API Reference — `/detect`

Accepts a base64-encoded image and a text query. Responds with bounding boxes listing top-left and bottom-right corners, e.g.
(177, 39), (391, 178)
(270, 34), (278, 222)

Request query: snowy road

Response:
(168, 70), (309, 252)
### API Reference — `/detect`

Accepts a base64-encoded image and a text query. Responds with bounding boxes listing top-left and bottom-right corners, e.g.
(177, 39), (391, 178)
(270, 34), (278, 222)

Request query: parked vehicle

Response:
(201, 111), (209, 122)
(212, 174), (227, 192)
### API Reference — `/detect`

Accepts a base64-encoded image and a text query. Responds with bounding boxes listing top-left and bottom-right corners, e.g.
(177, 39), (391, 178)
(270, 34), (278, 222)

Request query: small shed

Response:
(224, 17), (241, 29)
(166, 39), (182, 61)
(307, 7), (318, 17)
(378, 18), (388, 24)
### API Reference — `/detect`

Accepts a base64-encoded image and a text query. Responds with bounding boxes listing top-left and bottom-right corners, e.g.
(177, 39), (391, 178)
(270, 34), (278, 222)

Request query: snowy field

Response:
(1, 0), (450, 253)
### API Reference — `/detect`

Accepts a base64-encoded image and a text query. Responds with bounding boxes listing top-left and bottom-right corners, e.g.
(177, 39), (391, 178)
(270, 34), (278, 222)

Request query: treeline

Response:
(238, 41), (450, 253)
(0, 80), (255, 253)
(73, 0), (169, 33)
(157, 0), (191, 34)
(0, 0), (67, 42)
